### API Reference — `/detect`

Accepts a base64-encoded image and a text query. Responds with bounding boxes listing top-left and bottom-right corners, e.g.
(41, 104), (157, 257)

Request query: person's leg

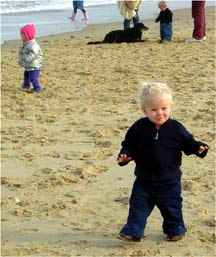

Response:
(124, 19), (131, 30)
(30, 70), (41, 92)
(162, 23), (172, 41)
(160, 23), (164, 41)
(81, 9), (88, 20)
(203, 5), (206, 38)
(192, 0), (206, 40)
(133, 9), (140, 26)
(69, 7), (77, 20)
(119, 178), (155, 239)
(155, 178), (187, 237)
(22, 70), (31, 89)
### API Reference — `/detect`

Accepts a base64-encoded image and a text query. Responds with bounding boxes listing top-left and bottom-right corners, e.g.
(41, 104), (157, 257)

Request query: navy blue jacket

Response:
(155, 8), (173, 24)
(118, 118), (208, 181)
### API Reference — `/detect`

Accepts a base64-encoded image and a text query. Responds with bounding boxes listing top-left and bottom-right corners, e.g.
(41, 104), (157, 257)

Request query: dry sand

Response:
(1, 7), (215, 257)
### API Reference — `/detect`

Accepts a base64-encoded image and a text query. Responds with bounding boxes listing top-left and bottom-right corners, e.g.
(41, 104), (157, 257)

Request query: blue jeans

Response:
(23, 70), (41, 92)
(124, 9), (139, 30)
(120, 177), (187, 238)
(160, 23), (172, 41)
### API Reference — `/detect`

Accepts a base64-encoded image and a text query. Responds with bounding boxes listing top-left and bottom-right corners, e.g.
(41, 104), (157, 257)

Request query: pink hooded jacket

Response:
(20, 24), (35, 42)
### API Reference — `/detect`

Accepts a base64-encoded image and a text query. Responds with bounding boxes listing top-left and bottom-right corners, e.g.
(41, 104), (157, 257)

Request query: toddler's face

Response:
(20, 32), (25, 42)
(159, 5), (167, 11)
(143, 97), (171, 125)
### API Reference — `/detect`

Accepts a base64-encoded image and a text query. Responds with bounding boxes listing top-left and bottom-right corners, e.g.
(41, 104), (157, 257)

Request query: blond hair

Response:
(138, 81), (174, 110)
(158, 1), (167, 8)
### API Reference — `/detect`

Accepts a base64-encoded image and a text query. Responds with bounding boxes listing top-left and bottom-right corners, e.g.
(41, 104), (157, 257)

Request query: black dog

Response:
(87, 23), (149, 45)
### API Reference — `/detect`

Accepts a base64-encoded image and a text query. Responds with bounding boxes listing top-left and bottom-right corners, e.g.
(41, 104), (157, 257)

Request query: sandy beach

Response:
(1, 7), (215, 257)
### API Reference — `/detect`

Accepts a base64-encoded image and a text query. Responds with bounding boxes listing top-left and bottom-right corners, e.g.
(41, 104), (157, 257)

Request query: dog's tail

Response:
(87, 41), (104, 45)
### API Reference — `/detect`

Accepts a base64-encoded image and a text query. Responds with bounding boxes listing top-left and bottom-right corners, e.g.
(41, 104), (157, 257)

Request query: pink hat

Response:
(20, 24), (35, 41)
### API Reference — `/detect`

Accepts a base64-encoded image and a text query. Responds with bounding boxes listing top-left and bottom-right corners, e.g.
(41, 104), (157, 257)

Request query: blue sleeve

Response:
(155, 12), (162, 22)
(167, 9), (173, 23)
(117, 124), (136, 166)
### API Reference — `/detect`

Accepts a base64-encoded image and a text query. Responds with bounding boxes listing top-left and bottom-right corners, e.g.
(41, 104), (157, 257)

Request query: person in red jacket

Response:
(186, 0), (206, 42)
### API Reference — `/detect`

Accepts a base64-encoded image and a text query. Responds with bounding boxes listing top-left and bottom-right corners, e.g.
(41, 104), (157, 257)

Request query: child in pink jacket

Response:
(19, 24), (43, 93)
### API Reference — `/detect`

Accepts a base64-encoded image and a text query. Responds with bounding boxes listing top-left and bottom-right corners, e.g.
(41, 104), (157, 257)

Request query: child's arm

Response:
(155, 16), (159, 23)
(18, 45), (24, 66)
(180, 124), (209, 158)
(166, 9), (173, 24)
(117, 124), (136, 166)
(183, 136), (208, 158)
(23, 50), (37, 63)
(155, 11), (161, 23)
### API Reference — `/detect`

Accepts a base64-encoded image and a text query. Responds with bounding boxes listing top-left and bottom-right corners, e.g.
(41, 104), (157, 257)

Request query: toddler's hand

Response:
(198, 145), (208, 154)
(117, 154), (132, 164)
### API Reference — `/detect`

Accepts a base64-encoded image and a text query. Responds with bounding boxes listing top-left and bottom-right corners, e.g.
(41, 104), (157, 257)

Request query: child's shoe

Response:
(19, 86), (30, 92)
(161, 39), (170, 44)
(185, 37), (203, 43)
(117, 233), (141, 242)
(167, 234), (185, 241)
(33, 88), (42, 93)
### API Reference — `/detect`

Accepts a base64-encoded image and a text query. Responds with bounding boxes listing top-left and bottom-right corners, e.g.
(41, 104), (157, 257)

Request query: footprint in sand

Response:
(182, 180), (198, 191)
(17, 228), (38, 233)
(94, 140), (112, 148)
(94, 149), (113, 159)
(80, 163), (108, 179)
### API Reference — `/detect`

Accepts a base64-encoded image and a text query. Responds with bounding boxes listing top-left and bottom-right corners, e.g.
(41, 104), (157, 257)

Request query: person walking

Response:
(19, 24), (43, 93)
(186, 0), (206, 42)
(68, 1), (88, 21)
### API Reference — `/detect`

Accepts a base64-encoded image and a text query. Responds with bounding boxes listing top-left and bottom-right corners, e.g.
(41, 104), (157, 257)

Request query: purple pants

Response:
(192, 0), (206, 40)
(23, 70), (41, 92)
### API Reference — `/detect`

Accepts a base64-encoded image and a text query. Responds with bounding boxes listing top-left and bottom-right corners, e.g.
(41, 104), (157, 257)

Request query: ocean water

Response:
(1, 1), (215, 43)
(1, 0), (215, 14)
(0, 0), (116, 14)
